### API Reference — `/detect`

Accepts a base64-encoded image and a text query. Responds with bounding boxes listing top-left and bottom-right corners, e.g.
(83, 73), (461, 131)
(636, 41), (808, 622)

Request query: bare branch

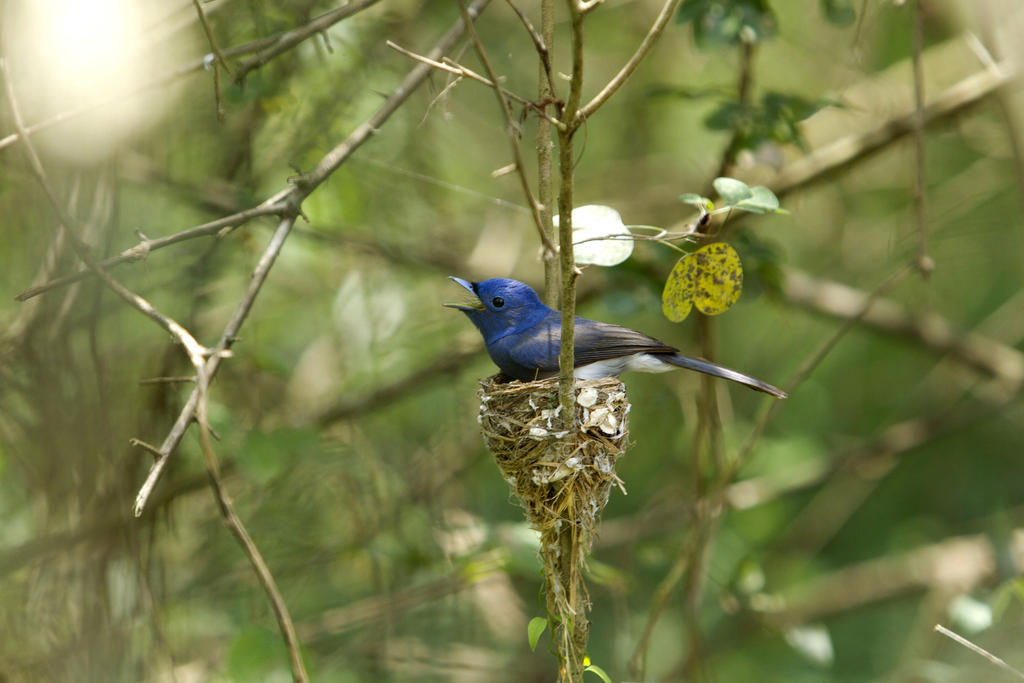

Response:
(454, 0), (557, 259)
(191, 0), (231, 74)
(577, 0), (683, 122)
(2, 58), (209, 368)
(385, 41), (565, 128)
(771, 61), (1015, 197)
(132, 216), (296, 516)
(782, 269), (1024, 388)
(15, 203), (283, 301)
(233, 0), (384, 85)
(133, 0), (497, 516)
(935, 624), (1024, 680)
(733, 263), (914, 473)
(194, 360), (309, 681)
(504, 0), (558, 99)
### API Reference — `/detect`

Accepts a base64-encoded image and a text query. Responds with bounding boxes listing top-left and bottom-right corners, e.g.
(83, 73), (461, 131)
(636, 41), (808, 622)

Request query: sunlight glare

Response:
(7, 0), (169, 164)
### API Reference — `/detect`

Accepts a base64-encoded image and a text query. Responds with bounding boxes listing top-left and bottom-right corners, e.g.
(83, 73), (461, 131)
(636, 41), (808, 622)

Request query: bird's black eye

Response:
(492, 296), (505, 308)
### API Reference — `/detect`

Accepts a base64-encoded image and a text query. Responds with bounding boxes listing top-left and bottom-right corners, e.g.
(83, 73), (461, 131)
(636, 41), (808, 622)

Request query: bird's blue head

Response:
(444, 277), (551, 343)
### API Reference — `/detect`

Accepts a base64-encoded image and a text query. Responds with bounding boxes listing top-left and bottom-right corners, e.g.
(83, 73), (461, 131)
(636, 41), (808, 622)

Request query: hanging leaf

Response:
(661, 253), (697, 322)
(555, 204), (634, 267)
(662, 242), (744, 322)
(692, 242), (743, 315)
(527, 617), (548, 651)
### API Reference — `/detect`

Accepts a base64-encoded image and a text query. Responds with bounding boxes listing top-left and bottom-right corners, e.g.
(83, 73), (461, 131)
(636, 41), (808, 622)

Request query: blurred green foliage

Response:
(1, 1), (1024, 682)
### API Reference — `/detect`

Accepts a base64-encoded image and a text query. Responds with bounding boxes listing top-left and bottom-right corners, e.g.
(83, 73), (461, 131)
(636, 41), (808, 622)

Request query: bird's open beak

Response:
(442, 276), (485, 311)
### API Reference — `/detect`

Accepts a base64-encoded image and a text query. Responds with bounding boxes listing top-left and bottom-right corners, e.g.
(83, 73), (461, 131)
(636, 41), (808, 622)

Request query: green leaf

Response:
(679, 193), (712, 210)
(713, 177), (752, 204)
(584, 663), (613, 683)
(691, 242), (743, 315)
(527, 617), (548, 651)
(735, 185), (780, 213)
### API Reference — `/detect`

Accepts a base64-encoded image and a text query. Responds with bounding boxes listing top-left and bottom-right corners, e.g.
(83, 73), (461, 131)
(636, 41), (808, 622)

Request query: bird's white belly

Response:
(574, 353), (672, 379)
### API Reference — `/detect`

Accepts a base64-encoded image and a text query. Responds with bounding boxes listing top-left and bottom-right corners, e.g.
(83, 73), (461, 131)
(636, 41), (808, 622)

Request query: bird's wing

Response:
(572, 319), (678, 364)
(502, 316), (677, 376)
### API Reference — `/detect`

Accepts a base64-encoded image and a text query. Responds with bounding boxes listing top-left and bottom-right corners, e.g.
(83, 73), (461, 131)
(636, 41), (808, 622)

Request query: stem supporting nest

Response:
(478, 375), (631, 681)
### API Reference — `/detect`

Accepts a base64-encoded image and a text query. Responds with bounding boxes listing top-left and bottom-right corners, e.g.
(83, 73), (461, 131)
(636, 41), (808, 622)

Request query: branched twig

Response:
(132, 216), (295, 516)
(15, 203), (284, 301)
(2, 59), (210, 368)
(504, 0), (558, 99)
(385, 41), (564, 128)
(454, 0), (557, 259)
(770, 61), (1014, 197)
(0, 2), (380, 155)
(233, 0), (384, 85)
(192, 0), (230, 120)
(133, 0), (496, 517)
(193, 360), (309, 681)
(191, 0), (231, 73)
(576, 0), (683, 123)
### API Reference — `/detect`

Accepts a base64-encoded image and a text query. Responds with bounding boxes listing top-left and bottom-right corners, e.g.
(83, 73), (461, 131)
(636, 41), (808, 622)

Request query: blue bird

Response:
(444, 277), (786, 397)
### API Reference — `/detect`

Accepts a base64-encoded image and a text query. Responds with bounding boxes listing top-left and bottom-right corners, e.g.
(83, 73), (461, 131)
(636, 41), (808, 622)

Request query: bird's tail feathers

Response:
(666, 354), (787, 398)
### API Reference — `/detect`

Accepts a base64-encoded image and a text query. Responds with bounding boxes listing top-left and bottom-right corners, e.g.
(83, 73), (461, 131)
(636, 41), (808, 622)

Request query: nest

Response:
(478, 375), (631, 546)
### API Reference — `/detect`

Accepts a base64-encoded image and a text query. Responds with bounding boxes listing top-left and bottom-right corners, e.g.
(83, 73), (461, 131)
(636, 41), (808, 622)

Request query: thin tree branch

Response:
(934, 624), (1024, 681)
(0, 3), (379, 154)
(2, 58), (209, 368)
(132, 215), (296, 517)
(385, 41), (565, 128)
(537, 0), (559, 306)
(576, 0), (683, 122)
(194, 362), (309, 681)
(781, 268), (1024, 388)
(770, 61), (1015, 197)
(191, 0), (231, 73)
(233, 0), (384, 85)
(733, 263), (914, 473)
(754, 532), (1024, 627)
(504, 0), (558, 100)
(133, 0), (496, 517)
(15, 203), (284, 301)
(297, 0), (493, 192)
(454, 0), (557, 259)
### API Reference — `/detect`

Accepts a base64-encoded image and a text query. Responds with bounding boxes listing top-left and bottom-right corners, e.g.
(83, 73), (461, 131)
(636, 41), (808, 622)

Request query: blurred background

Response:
(2, 0), (1024, 680)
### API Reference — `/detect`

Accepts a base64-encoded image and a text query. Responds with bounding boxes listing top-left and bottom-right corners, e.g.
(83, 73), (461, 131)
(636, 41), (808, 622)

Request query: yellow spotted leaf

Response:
(661, 254), (696, 322)
(692, 242), (742, 315)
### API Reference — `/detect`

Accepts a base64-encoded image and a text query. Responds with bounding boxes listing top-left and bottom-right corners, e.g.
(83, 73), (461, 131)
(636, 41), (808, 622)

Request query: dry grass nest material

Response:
(478, 375), (631, 540)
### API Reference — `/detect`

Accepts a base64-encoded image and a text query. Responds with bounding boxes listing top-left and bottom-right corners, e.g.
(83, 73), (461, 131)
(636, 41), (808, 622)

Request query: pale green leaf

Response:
(713, 176), (752, 204)
(735, 185), (780, 214)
